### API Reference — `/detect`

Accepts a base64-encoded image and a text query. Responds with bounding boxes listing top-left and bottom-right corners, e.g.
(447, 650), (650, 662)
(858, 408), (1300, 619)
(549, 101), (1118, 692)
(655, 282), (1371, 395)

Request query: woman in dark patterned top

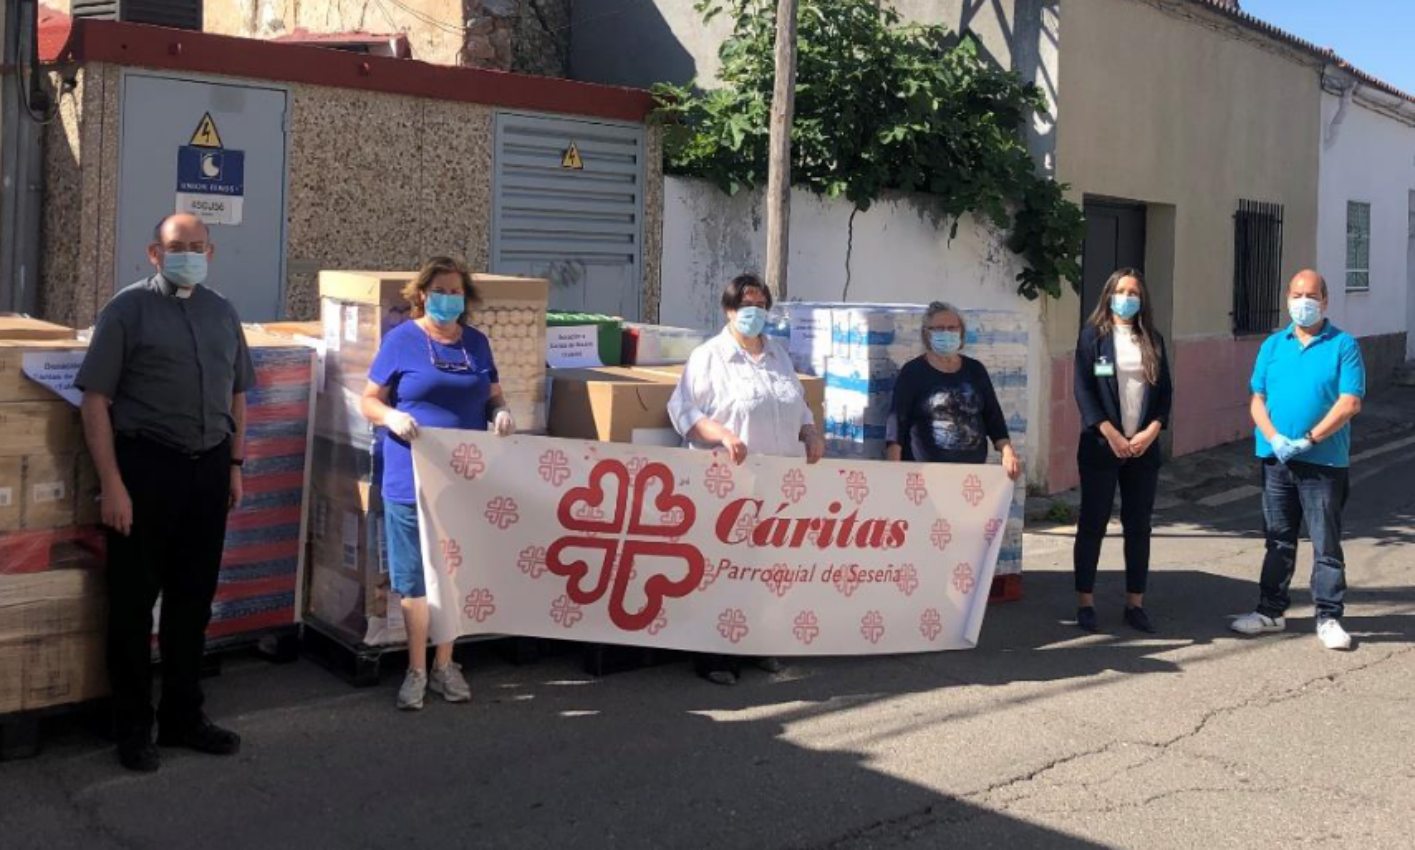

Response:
(886, 301), (1022, 480)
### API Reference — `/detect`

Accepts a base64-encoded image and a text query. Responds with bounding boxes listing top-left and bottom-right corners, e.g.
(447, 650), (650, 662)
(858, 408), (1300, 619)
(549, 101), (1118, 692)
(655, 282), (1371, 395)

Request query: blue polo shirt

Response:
(1250, 321), (1365, 467)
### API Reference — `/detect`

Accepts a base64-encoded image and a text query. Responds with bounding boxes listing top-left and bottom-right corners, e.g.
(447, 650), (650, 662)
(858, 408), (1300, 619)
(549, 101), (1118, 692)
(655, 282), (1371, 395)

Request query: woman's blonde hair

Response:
(402, 256), (479, 324)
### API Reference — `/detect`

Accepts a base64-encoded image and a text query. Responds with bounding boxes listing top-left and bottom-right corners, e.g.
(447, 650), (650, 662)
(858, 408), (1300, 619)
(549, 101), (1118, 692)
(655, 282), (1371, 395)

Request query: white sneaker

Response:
(397, 668), (427, 710)
(1230, 611), (1285, 636)
(430, 662), (472, 703)
(1317, 619), (1352, 651)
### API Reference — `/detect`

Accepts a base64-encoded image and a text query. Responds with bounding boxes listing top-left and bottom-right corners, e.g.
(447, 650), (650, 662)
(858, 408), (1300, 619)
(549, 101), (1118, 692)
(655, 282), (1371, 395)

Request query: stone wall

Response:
(201, 0), (571, 75)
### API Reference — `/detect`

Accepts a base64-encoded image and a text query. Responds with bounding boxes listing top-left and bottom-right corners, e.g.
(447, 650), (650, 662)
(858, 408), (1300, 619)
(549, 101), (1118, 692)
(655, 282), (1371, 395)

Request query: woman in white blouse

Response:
(1072, 268), (1173, 635)
(668, 273), (825, 685)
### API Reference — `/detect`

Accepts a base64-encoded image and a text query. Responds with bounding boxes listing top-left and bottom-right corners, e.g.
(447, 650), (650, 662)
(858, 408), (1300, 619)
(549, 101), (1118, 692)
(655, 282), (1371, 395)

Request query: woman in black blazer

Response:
(1072, 268), (1173, 633)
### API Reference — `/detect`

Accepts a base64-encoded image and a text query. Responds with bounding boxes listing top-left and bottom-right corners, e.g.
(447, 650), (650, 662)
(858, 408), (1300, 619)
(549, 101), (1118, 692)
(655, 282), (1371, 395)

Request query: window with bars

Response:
(1346, 201), (1371, 292)
(1232, 200), (1285, 334)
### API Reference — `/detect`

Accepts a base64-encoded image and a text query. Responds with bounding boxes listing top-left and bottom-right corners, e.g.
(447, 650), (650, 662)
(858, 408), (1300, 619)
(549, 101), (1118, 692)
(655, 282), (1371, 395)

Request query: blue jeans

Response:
(1258, 459), (1349, 621)
(384, 500), (427, 599)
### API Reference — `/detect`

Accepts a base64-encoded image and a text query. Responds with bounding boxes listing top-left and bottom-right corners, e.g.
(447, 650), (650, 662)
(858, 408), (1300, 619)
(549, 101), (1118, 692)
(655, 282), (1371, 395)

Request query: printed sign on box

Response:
(413, 430), (1011, 653)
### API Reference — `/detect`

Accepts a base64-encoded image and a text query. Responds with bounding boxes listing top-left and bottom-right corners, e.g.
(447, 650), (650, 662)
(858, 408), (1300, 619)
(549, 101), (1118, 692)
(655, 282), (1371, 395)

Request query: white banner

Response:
(412, 430), (1012, 654)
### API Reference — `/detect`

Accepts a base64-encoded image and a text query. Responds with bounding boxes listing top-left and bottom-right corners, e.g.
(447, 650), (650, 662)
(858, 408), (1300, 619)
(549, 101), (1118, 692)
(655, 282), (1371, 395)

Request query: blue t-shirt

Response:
(369, 321), (499, 504)
(1250, 321), (1365, 468)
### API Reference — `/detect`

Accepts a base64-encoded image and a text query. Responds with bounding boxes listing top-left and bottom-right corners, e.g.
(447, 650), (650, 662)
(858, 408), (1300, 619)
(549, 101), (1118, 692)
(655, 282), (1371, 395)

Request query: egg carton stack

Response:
(466, 275), (550, 434)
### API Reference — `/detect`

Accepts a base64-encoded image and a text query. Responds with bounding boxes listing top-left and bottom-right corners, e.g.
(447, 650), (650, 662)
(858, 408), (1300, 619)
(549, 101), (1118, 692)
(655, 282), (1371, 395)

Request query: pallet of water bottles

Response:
(780, 302), (1029, 593)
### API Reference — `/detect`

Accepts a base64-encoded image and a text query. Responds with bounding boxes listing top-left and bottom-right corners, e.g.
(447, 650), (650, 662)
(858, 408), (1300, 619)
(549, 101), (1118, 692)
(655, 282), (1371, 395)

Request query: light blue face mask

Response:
(161, 252), (208, 288)
(734, 305), (767, 339)
(1110, 294), (1141, 320)
(1288, 296), (1322, 329)
(928, 330), (962, 355)
(426, 292), (465, 324)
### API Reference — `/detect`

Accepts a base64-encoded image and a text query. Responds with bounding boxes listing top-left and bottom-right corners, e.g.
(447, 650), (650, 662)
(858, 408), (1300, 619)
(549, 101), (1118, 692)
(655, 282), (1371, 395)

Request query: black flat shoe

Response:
(1076, 606), (1098, 633)
(158, 716), (241, 756)
(1124, 606), (1156, 634)
(117, 732), (160, 773)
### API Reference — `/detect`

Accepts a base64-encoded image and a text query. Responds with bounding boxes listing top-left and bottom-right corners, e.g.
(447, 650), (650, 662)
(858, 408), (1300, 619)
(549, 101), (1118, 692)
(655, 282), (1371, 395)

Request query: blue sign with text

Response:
(176, 145), (245, 197)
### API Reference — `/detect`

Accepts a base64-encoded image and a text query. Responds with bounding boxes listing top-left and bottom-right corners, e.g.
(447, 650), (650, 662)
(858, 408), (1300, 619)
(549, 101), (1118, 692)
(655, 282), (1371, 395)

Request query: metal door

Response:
(491, 112), (644, 320)
(116, 73), (288, 321)
(1081, 199), (1146, 321)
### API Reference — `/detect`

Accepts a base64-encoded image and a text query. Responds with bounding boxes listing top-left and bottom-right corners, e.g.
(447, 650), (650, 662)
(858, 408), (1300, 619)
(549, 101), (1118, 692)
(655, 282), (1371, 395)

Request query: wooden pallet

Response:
(300, 619), (543, 687)
(0, 697), (110, 761)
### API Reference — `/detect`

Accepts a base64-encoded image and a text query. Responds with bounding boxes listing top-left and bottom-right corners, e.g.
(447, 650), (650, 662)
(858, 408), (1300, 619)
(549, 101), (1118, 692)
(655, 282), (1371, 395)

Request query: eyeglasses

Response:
(425, 333), (473, 373)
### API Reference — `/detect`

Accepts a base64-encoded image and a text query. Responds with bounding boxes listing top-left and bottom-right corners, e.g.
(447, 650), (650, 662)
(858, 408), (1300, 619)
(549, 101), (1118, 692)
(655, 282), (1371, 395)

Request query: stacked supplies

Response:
(787, 302), (1029, 580)
(469, 276), (551, 434)
(208, 330), (316, 647)
(0, 325), (107, 715)
(305, 271), (550, 648)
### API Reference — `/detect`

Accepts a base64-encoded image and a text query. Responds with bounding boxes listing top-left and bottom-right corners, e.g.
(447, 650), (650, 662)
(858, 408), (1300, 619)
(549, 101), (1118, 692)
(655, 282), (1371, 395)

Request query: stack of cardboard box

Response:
(305, 271), (549, 648)
(547, 365), (824, 447)
(0, 319), (106, 715)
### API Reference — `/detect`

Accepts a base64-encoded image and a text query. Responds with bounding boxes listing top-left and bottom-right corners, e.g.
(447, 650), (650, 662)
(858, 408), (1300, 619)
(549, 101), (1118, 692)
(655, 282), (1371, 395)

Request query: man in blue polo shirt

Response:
(1232, 270), (1365, 650)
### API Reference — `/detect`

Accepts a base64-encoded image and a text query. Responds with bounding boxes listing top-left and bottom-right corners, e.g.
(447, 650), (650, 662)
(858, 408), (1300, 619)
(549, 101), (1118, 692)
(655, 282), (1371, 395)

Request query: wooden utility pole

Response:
(764, 0), (799, 300)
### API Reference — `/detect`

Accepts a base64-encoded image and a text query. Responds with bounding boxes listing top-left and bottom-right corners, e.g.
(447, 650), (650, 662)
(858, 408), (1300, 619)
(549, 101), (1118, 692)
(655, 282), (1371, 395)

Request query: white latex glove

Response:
(385, 410), (419, 441)
(493, 408), (515, 437)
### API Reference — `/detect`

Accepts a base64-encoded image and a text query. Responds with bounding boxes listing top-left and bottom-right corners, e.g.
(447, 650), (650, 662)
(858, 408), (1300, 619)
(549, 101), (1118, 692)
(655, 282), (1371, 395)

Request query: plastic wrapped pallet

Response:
(205, 330), (317, 648)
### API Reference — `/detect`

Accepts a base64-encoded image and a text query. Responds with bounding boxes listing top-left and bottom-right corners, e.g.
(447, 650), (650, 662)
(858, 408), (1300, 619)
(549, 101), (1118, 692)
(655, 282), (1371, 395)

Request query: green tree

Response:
(653, 0), (1083, 300)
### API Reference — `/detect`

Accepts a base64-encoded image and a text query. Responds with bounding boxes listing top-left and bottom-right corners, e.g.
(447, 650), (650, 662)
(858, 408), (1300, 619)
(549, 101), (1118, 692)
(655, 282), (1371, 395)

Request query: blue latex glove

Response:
(1271, 434), (1313, 464)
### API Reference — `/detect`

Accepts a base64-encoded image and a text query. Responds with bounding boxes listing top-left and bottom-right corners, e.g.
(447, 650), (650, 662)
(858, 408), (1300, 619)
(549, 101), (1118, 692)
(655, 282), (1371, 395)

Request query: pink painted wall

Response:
(1047, 354), (1082, 494)
(1170, 337), (1265, 456)
(1045, 336), (1266, 493)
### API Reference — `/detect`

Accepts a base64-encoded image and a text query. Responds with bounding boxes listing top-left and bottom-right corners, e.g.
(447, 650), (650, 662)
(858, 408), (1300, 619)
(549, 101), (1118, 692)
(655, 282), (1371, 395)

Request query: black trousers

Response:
(1073, 432), (1161, 596)
(107, 435), (231, 737)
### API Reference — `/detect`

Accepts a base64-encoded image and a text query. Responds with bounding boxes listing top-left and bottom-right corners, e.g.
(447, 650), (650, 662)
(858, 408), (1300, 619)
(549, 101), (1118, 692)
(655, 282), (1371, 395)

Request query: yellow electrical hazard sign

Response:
(189, 112), (224, 149)
(561, 142), (583, 170)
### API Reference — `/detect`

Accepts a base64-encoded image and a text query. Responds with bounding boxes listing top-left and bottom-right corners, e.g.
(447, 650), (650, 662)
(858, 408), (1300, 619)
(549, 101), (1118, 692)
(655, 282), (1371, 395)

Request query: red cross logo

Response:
(550, 594), (582, 628)
(704, 462), (735, 499)
(859, 610), (885, 644)
(962, 474), (985, 507)
(517, 545), (547, 579)
(894, 563), (919, 597)
(984, 517), (1004, 544)
(546, 458), (705, 632)
(717, 608), (750, 643)
(538, 448), (571, 487)
(930, 519), (953, 552)
(484, 496), (520, 530)
(953, 562), (976, 595)
(780, 468), (806, 504)
(844, 470), (869, 505)
(792, 611), (820, 645)
(462, 588), (496, 623)
(440, 539), (463, 576)
(919, 608), (943, 641)
(450, 443), (486, 480)
(905, 472), (928, 506)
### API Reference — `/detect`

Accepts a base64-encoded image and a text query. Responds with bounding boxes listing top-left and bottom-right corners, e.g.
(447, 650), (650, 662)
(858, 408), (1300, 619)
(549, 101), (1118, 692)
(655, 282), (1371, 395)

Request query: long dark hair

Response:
(1086, 267), (1161, 385)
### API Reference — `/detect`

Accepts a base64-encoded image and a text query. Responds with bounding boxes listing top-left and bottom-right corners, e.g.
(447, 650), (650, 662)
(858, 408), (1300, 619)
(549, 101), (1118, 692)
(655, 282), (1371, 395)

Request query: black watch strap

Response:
(231, 457), (245, 467)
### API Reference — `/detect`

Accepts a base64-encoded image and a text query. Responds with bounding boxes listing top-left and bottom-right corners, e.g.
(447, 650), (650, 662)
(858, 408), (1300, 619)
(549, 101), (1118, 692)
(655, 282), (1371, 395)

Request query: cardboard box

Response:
(547, 366), (824, 446)
(0, 454), (79, 532)
(0, 567), (107, 714)
(0, 317), (76, 342)
(0, 401), (84, 457)
(0, 339), (88, 403)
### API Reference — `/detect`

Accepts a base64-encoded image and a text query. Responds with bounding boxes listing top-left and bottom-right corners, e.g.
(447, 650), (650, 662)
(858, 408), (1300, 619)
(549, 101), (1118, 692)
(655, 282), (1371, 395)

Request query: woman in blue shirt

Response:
(362, 257), (514, 710)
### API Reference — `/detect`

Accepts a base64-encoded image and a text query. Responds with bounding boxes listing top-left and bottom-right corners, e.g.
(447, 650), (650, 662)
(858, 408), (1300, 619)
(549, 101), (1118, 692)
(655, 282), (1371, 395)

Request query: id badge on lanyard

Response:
(1094, 355), (1115, 378)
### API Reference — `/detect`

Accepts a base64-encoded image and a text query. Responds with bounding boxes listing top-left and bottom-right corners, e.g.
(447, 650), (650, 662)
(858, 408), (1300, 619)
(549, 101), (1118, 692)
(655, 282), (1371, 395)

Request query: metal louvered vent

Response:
(71, 0), (202, 30)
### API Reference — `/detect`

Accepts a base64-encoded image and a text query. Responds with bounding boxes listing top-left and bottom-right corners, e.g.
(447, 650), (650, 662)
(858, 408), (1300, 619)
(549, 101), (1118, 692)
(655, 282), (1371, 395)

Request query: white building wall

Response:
(1317, 90), (1415, 347)
(660, 175), (1048, 487)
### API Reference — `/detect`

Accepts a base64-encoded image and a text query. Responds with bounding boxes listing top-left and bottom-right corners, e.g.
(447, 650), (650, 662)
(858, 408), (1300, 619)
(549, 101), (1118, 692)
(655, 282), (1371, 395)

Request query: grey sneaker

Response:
(397, 668), (428, 710)
(430, 662), (471, 703)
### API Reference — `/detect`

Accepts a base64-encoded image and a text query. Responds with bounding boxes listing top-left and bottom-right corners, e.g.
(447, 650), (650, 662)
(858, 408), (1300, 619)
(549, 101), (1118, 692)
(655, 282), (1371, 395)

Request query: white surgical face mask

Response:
(1288, 296), (1322, 329)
